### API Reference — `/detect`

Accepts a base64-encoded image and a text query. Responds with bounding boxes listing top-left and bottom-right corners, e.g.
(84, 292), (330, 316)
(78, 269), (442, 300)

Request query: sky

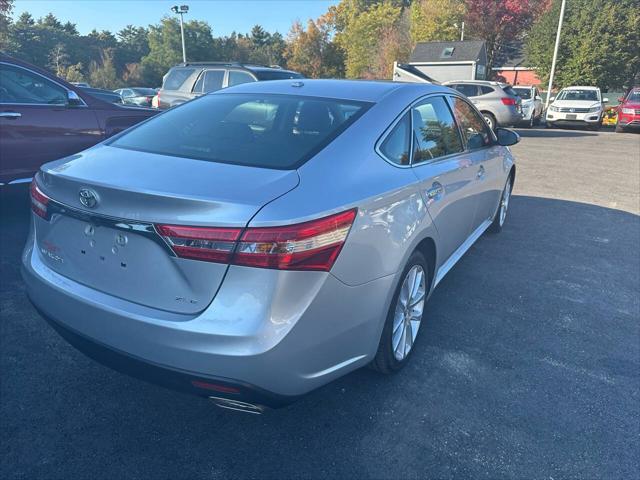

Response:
(11, 0), (339, 36)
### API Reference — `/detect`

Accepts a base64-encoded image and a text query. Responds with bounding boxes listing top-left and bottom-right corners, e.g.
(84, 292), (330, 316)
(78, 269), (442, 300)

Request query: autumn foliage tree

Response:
(284, 17), (344, 78)
(410, 0), (466, 43)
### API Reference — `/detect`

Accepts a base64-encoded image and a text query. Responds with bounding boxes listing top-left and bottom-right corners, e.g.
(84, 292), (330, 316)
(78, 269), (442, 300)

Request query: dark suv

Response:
(0, 54), (158, 185)
(157, 62), (303, 109)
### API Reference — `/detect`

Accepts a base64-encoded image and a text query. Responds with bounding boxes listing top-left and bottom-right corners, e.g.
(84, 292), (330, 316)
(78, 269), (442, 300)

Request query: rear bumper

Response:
(493, 108), (522, 127)
(37, 306), (297, 409)
(22, 221), (395, 400)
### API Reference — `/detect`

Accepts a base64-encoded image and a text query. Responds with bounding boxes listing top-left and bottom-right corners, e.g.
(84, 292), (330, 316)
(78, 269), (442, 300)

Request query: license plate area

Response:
(566, 114), (577, 120)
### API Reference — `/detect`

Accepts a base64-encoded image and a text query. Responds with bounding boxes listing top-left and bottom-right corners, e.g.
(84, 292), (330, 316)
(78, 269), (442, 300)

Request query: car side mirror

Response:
(536, 95), (542, 100)
(617, 97), (624, 102)
(602, 97), (609, 103)
(67, 90), (84, 106)
(496, 128), (520, 147)
(549, 97), (555, 102)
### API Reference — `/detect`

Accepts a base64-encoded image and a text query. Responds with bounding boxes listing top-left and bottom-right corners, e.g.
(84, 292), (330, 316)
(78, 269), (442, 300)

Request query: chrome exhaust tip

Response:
(209, 396), (265, 414)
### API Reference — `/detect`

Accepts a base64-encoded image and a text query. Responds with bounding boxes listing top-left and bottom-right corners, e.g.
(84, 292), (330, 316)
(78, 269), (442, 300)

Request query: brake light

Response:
(501, 97), (517, 106)
(156, 224), (241, 263)
(155, 209), (357, 271)
(234, 209), (357, 271)
(30, 180), (49, 219)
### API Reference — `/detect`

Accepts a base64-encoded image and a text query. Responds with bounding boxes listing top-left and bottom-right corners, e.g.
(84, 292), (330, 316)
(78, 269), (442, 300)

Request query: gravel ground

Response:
(1, 127), (639, 479)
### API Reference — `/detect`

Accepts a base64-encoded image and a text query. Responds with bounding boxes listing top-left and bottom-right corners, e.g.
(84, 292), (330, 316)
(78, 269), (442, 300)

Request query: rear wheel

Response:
(482, 112), (496, 131)
(371, 251), (428, 374)
(528, 114), (535, 128)
(615, 122), (625, 133)
(488, 176), (512, 234)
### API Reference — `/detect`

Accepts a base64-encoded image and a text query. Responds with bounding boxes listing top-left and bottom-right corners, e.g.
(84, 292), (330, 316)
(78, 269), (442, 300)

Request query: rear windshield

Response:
(513, 87), (532, 99)
(502, 86), (519, 98)
(254, 70), (304, 81)
(162, 67), (198, 91)
(109, 93), (371, 169)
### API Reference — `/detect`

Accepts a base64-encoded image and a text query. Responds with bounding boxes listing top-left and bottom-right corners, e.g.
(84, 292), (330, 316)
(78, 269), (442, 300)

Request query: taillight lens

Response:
(30, 180), (49, 219)
(156, 225), (241, 263)
(501, 97), (517, 106)
(234, 209), (357, 271)
(156, 209), (357, 271)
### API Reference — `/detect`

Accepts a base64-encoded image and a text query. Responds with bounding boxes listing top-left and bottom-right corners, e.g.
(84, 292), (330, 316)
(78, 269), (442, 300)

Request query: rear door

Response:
(0, 62), (101, 183)
(196, 69), (226, 94)
(409, 95), (477, 263)
(449, 95), (503, 229)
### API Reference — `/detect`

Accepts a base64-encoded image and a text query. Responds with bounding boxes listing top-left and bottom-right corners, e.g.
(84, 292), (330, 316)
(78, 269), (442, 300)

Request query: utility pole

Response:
(171, 5), (189, 63)
(545, 0), (566, 111)
(460, 21), (465, 41)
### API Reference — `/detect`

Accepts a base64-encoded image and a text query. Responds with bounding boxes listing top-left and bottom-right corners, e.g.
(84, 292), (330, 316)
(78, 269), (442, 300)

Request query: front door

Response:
(409, 95), (478, 264)
(0, 62), (101, 183)
(449, 95), (504, 229)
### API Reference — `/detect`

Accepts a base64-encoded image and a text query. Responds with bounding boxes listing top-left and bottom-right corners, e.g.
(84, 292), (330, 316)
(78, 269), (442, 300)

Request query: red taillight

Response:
(501, 97), (517, 106)
(191, 380), (240, 394)
(156, 224), (241, 263)
(155, 209), (357, 272)
(234, 209), (357, 271)
(30, 180), (49, 219)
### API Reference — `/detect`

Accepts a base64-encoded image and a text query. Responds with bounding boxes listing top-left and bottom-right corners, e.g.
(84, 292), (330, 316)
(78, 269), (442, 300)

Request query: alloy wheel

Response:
(499, 178), (512, 227)
(392, 265), (426, 361)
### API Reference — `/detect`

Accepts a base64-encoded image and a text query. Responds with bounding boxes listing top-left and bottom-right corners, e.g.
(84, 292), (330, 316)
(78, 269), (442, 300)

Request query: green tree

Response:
(410, 0), (465, 43)
(89, 49), (118, 89)
(526, 0), (639, 90)
(284, 17), (344, 78)
(61, 62), (85, 83)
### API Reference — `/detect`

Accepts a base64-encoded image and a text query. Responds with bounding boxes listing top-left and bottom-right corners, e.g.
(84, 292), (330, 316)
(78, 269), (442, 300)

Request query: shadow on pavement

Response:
(1, 194), (639, 479)
(514, 127), (594, 138)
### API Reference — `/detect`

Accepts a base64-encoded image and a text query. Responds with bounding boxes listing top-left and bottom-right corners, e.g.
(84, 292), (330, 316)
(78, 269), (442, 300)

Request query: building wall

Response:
(494, 69), (542, 86)
(413, 63), (476, 83)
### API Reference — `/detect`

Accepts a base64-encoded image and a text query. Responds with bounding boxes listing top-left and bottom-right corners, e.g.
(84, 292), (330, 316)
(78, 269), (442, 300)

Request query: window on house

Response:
(441, 47), (455, 58)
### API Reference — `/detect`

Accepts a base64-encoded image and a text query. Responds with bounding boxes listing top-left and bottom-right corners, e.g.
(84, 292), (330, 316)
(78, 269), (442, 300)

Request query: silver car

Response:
(444, 80), (523, 130)
(23, 80), (518, 413)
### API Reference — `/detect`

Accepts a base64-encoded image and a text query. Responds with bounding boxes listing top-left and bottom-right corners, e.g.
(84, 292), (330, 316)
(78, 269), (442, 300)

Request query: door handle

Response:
(426, 182), (444, 201)
(476, 165), (485, 179)
(0, 111), (21, 119)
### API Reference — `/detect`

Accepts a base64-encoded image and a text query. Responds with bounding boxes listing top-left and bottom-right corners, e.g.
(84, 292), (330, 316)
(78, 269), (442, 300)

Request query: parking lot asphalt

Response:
(1, 127), (639, 479)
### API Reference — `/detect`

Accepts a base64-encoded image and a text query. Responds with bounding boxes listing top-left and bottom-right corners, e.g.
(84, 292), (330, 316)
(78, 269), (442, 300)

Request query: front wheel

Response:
(371, 251), (429, 374)
(488, 176), (512, 233)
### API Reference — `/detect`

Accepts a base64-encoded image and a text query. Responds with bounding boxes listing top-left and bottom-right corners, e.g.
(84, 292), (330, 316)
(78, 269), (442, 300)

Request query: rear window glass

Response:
(512, 87), (532, 99)
(131, 88), (157, 96)
(110, 93), (371, 169)
(254, 71), (304, 81)
(162, 67), (198, 91)
(479, 86), (495, 95)
(502, 86), (519, 97)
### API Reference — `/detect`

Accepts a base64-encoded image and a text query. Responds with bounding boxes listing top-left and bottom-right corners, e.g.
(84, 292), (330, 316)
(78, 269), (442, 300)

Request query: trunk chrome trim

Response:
(45, 199), (177, 257)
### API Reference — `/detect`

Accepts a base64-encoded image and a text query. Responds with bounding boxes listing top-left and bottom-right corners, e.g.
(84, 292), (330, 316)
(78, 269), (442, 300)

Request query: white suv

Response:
(546, 86), (608, 130)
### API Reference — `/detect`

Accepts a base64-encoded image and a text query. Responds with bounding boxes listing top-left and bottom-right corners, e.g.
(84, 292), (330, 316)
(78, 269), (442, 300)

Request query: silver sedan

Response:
(23, 80), (518, 413)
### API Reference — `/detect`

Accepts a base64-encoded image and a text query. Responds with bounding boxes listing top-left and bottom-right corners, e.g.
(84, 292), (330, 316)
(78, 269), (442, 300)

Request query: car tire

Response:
(482, 112), (497, 131)
(371, 251), (429, 374)
(488, 175), (513, 234)
(615, 123), (625, 133)
(528, 114), (535, 128)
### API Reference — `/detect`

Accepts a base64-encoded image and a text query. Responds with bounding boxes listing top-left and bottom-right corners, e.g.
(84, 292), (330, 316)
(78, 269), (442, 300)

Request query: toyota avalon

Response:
(23, 80), (518, 413)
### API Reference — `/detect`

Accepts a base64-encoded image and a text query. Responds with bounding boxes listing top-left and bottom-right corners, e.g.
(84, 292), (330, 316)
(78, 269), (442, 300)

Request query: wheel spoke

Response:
(409, 290), (425, 308)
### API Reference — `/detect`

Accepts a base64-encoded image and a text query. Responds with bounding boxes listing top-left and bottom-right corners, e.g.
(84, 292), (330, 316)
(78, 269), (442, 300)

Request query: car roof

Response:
(213, 79), (448, 103)
(562, 86), (600, 90)
(172, 62), (298, 74)
(444, 80), (508, 86)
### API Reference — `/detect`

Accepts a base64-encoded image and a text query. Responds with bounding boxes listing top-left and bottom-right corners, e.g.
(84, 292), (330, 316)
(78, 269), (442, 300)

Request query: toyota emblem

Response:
(79, 188), (99, 209)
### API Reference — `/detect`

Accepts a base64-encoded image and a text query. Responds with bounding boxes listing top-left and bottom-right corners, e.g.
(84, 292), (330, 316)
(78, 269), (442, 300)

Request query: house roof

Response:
(409, 41), (486, 64)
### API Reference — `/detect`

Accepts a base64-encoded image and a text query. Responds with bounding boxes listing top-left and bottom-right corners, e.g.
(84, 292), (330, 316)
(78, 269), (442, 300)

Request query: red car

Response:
(616, 87), (640, 133)
(0, 54), (159, 185)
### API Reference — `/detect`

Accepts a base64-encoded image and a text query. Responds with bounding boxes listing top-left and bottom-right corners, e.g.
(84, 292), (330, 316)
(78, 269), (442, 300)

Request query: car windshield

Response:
(557, 89), (599, 101)
(513, 87), (532, 99)
(626, 89), (640, 102)
(131, 88), (157, 95)
(110, 93), (371, 169)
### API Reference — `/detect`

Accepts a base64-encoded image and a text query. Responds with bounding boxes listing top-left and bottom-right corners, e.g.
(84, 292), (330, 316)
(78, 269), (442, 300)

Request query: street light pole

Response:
(460, 21), (465, 41)
(545, 0), (566, 111)
(171, 5), (189, 63)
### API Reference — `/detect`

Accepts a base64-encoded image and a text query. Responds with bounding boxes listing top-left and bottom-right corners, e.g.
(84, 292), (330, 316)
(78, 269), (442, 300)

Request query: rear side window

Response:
(203, 70), (225, 93)
(480, 86), (495, 95)
(411, 96), (463, 164)
(110, 93), (371, 169)
(379, 112), (411, 165)
(502, 86), (518, 97)
(228, 70), (255, 87)
(452, 84), (478, 98)
(163, 67), (198, 91)
(450, 96), (493, 149)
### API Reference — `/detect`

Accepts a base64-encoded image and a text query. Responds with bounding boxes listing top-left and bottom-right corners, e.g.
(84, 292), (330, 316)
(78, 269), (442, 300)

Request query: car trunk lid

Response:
(34, 146), (299, 314)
